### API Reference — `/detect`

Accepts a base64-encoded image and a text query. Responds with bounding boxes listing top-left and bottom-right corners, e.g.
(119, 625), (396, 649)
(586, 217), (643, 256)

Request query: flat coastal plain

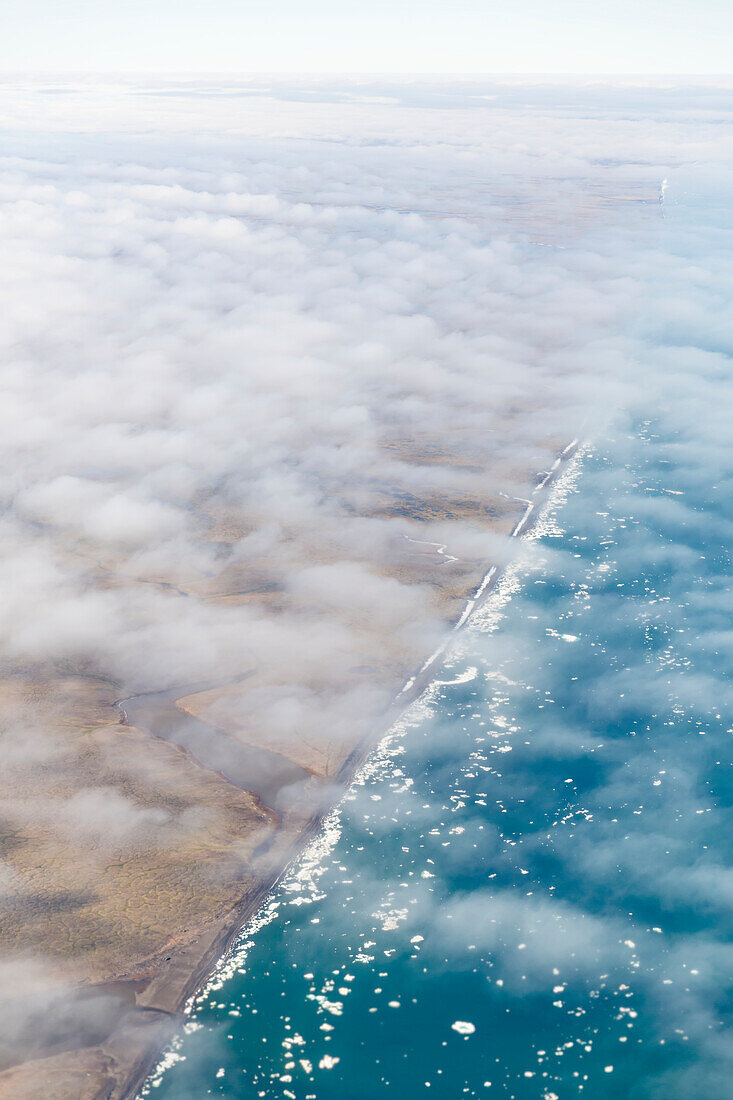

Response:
(0, 426), (570, 1100)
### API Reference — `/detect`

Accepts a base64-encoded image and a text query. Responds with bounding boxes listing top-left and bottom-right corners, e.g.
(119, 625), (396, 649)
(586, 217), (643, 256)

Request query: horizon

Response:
(3, 0), (733, 76)
(3, 71), (733, 79)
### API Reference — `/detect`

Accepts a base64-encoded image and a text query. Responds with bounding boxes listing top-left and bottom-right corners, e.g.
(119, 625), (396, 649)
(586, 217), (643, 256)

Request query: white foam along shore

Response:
(400, 438), (580, 694)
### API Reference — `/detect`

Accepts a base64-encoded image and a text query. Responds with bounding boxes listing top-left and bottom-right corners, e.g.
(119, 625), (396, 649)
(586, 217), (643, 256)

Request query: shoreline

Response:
(121, 437), (582, 1100)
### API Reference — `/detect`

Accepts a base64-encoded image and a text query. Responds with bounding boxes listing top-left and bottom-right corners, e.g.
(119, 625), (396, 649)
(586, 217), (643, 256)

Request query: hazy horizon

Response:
(3, 0), (732, 75)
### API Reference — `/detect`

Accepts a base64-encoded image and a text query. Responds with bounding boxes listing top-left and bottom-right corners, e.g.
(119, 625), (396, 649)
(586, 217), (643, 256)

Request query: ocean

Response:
(140, 175), (733, 1100)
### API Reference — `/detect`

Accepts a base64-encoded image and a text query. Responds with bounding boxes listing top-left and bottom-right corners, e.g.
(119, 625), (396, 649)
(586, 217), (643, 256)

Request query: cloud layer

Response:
(0, 76), (730, 1090)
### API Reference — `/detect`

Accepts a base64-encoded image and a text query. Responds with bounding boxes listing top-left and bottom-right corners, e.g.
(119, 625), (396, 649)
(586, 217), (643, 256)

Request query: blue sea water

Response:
(143, 191), (733, 1100)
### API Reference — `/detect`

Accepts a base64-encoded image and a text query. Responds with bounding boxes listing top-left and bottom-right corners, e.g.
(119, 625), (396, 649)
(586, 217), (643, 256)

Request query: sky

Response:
(2, 0), (732, 74)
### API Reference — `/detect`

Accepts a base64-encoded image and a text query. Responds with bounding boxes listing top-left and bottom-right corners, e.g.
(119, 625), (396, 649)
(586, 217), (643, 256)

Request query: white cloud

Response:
(1, 76), (732, 1082)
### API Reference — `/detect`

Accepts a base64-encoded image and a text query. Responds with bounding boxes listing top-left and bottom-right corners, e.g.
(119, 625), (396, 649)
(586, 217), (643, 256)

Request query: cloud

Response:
(0, 74), (731, 1091)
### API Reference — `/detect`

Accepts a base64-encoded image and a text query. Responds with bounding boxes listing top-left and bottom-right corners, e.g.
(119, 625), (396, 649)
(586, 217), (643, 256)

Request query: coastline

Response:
(119, 437), (582, 1100)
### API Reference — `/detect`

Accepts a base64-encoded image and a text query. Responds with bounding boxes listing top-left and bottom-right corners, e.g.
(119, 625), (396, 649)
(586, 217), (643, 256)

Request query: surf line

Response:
(397, 438), (579, 698)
